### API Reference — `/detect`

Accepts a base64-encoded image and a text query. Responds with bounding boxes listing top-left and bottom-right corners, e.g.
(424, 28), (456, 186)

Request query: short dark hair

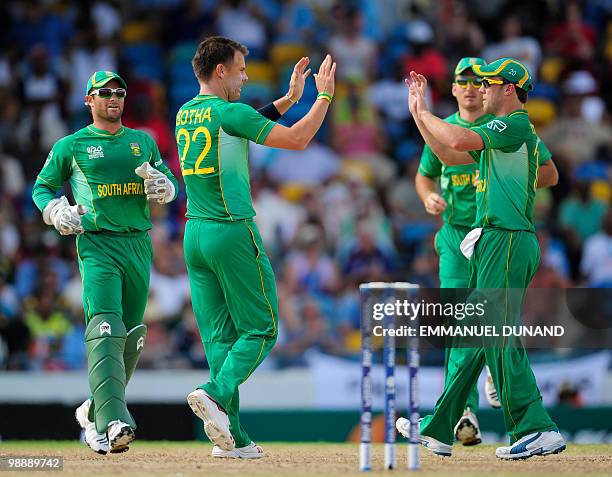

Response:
(515, 85), (528, 103)
(192, 36), (249, 81)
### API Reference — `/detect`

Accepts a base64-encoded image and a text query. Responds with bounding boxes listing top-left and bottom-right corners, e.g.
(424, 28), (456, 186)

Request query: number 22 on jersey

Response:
(176, 126), (214, 176)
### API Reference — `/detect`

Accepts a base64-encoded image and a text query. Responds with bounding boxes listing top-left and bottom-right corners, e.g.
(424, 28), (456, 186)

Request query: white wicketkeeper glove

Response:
(134, 162), (175, 204)
(43, 196), (87, 235)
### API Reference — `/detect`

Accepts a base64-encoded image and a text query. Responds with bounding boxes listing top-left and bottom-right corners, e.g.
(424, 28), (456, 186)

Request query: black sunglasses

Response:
(90, 87), (127, 99)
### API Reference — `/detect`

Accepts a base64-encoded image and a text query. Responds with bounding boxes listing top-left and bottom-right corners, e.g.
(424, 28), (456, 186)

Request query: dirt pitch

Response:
(0, 441), (610, 477)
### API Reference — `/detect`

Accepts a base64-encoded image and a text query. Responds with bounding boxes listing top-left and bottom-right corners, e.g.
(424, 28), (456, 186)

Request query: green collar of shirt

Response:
(86, 124), (126, 137)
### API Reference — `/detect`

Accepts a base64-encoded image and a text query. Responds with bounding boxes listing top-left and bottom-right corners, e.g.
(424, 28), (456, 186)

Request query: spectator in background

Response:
(559, 175), (609, 279)
(544, 0), (596, 63)
(541, 71), (612, 167)
(284, 223), (339, 298)
(149, 239), (189, 321)
(368, 58), (411, 122)
(15, 45), (68, 161)
(267, 137), (340, 185)
(560, 178), (608, 244)
(0, 145), (26, 199)
(580, 210), (612, 287)
(251, 176), (305, 254)
(218, 0), (269, 59)
(332, 84), (388, 158)
(164, 0), (216, 45)
(342, 219), (395, 285)
(123, 89), (176, 167)
(276, 0), (318, 45)
(0, 96), (23, 159)
(0, 270), (19, 321)
(63, 24), (117, 123)
(482, 15), (541, 80)
(90, 1), (122, 42)
(402, 20), (448, 101)
(328, 6), (377, 83)
(10, 0), (74, 59)
(437, 0), (485, 67)
(23, 289), (72, 370)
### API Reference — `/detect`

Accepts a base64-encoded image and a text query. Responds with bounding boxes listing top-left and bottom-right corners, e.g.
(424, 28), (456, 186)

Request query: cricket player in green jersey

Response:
(32, 71), (178, 455)
(178, 37), (335, 458)
(404, 58), (566, 460)
(408, 58), (559, 447)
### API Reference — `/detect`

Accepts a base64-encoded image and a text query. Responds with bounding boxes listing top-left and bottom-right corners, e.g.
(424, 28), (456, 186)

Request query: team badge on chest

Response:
(130, 142), (142, 156)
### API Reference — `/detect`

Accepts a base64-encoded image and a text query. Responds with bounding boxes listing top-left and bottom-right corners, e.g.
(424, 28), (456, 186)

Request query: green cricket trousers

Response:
(184, 218), (278, 448)
(421, 228), (557, 445)
(435, 223), (479, 413)
(76, 231), (152, 433)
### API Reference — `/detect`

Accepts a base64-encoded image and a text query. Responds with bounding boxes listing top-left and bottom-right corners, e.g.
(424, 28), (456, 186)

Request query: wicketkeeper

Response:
(32, 71), (178, 454)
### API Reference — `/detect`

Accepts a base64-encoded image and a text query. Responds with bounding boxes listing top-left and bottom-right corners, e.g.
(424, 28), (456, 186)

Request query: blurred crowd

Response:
(0, 0), (611, 371)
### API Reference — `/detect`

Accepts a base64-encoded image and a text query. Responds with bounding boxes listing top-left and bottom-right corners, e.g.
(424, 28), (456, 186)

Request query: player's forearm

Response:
(32, 180), (59, 213)
(258, 102), (282, 121)
(288, 99), (330, 149)
(415, 172), (438, 204)
(414, 113), (474, 165)
(272, 95), (296, 116)
(419, 111), (482, 155)
(537, 159), (559, 189)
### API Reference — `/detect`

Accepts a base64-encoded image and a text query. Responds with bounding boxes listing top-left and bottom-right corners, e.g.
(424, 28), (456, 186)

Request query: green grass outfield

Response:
(0, 441), (610, 477)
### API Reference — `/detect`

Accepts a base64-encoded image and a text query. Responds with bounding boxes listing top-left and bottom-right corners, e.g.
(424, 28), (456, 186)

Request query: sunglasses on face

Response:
(481, 79), (510, 89)
(90, 88), (127, 99)
(455, 77), (483, 89)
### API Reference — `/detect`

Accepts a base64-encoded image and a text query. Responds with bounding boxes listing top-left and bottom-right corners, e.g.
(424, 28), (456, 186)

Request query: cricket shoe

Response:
(212, 442), (264, 459)
(107, 420), (135, 453)
(396, 417), (452, 457)
(75, 399), (109, 455)
(453, 408), (482, 446)
(496, 431), (566, 460)
(187, 389), (234, 451)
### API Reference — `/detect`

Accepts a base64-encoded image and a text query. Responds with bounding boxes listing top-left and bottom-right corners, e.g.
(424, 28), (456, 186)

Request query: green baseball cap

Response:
(454, 57), (487, 76)
(472, 57), (533, 91)
(85, 71), (127, 95)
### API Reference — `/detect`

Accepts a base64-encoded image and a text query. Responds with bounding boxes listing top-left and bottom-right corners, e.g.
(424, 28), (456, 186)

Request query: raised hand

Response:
(406, 79), (418, 115)
(409, 71), (430, 116)
(313, 54), (336, 97)
(286, 57), (312, 103)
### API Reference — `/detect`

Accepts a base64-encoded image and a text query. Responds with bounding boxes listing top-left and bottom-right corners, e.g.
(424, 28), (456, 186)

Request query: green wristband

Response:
(317, 92), (333, 103)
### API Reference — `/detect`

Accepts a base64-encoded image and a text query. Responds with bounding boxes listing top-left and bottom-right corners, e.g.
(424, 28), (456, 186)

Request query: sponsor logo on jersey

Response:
(100, 322), (111, 335)
(485, 120), (507, 132)
(154, 159), (162, 168)
(130, 142), (142, 156)
(87, 145), (105, 160)
(97, 182), (144, 197)
(137, 336), (145, 351)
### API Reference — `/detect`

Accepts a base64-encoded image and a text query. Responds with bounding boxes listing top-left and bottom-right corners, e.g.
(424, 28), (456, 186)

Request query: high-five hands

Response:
(314, 54), (336, 97)
(286, 57), (312, 103)
(405, 71), (430, 117)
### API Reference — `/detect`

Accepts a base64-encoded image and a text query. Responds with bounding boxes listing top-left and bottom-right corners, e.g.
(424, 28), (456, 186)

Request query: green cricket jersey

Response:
(32, 125), (178, 232)
(470, 110), (548, 232)
(175, 95), (276, 221)
(419, 111), (552, 229)
(418, 112), (494, 227)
